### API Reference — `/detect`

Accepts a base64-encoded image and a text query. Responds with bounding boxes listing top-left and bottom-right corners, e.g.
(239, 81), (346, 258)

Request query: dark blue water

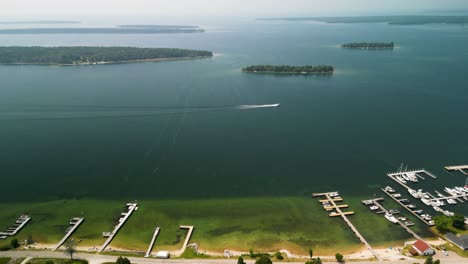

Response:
(0, 21), (467, 215)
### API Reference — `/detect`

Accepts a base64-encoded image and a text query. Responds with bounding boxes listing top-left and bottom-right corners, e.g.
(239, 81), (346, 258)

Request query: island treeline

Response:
(342, 42), (394, 49)
(0, 47), (213, 65)
(242, 65), (334, 74)
(0, 28), (204, 34)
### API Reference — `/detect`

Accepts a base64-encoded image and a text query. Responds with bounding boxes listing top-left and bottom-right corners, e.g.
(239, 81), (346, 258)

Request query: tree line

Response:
(0, 46), (213, 65)
(342, 42), (394, 49)
(242, 65), (334, 74)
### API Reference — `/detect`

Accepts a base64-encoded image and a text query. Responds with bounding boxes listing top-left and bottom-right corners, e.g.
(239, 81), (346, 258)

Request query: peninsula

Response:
(342, 42), (395, 49)
(242, 65), (334, 74)
(0, 47), (213, 65)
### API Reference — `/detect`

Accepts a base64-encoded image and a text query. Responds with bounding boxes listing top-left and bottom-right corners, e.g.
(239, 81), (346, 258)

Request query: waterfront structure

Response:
(411, 240), (434, 256)
(446, 233), (468, 251)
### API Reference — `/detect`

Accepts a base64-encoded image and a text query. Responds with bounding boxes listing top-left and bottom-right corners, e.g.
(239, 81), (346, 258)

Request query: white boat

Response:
(435, 191), (445, 198)
(401, 174), (410, 181)
(447, 199), (457, 205)
(443, 210), (454, 217)
(384, 186), (395, 193)
(396, 175), (407, 184)
(444, 188), (455, 196)
(384, 213), (398, 224)
(393, 193), (402, 198)
(408, 188), (420, 198)
(421, 198), (432, 206)
(406, 172), (418, 182)
(369, 206), (379, 211)
(433, 206), (443, 212)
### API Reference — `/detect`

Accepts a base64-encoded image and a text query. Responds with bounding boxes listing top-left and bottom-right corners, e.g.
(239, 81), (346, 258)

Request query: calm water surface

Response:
(0, 22), (467, 215)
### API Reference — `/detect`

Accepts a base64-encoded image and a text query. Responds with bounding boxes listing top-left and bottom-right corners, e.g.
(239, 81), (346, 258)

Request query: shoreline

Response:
(242, 70), (333, 75)
(0, 56), (213, 67)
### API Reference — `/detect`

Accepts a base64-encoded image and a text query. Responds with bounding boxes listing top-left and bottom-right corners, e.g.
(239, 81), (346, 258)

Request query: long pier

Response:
(381, 188), (434, 226)
(445, 165), (468, 175)
(313, 192), (381, 261)
(145, 227), (160, 257)
(388, 169), (437, 179)
(0, 215), (31, 237)
(52, 217), (84, 251)
(366, 198), (422, 240)
(179, 225), (194, 254)
(98, 203), (138, 253)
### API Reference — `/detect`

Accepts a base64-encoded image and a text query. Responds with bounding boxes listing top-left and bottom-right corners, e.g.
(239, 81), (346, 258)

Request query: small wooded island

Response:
(242, 65), (334, 75)
(342, 42), (394, 49)
(0, 46), (213, 65)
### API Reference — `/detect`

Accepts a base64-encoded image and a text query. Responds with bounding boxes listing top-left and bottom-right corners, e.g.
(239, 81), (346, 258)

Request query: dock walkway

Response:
(313, 192), (382, 261)
(145, 227), (160, 257)
(368, 198), (422, 240)
(445, 165), (468, 175)
(388, 169), (437, 179)
(381, 188), (434, 226)
(52, 217), (84, 251)
(0, 215), (31, 237)
(98, 203), (138, 253)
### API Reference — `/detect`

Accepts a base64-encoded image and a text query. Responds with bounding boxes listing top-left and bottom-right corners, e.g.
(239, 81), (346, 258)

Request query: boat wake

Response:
(0, 103), (280, 121)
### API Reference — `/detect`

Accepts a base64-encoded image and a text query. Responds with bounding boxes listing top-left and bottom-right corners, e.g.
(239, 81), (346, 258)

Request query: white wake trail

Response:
(236, 104), (281, 110)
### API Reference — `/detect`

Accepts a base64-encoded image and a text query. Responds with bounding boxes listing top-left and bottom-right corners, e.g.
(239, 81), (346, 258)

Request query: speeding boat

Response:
(384, 213), (398, 224)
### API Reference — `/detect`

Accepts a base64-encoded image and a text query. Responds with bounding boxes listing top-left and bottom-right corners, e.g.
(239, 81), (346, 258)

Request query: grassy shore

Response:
(0, 196), (433, 256)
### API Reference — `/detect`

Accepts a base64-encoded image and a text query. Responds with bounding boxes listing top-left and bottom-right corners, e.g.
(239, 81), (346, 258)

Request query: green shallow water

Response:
(0, 21), (467, 252)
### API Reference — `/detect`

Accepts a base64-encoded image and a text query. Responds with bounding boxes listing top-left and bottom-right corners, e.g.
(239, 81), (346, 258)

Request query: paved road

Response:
(0, 249), (463, 264)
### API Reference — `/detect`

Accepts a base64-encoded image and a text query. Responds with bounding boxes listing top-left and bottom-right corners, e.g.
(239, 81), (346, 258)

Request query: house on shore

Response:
(410, 239), (434, 256)
(446, 233), (468, 251)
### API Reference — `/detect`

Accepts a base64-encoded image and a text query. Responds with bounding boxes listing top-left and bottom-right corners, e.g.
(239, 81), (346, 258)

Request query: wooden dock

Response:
(179, 225), (194, 255)
(313, 192), (381, 261)
(98, 203), (138, 253)
(388, 169), (437, 179)
(0, 215), (31, 237)
(381, 188), (434, 226)
(145, 227), (160, 257)
(445, 165), (468, 175)
(367, 198), (422, 240)
(52, 217), (84, 251)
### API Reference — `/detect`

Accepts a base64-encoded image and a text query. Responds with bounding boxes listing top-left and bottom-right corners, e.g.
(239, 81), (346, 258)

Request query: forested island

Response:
(0, 27), (204, 34)
(342, 42), (394, 49)
(0, 47), (213, 65)
(242, 65), (334, 74)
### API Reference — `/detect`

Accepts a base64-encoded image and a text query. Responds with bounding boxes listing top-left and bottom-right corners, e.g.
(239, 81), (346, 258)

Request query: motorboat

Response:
(421, 198), (432, 206)
(408, 188), (420, 198)
(384, 213), (398, 224)
(396, 175), (407, 184)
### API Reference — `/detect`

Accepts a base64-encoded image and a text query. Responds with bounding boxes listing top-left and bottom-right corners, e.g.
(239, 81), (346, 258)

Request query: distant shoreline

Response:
(0, 56), (213, 66)
(243, 70), (333, 75)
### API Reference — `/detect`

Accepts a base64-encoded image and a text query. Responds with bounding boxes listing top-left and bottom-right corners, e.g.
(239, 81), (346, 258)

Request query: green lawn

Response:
(0, 196), (429, 255)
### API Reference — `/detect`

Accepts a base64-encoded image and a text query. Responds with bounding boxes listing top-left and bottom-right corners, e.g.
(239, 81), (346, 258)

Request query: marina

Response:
(381, 187), (434, 226)
(445, 165), (468, 175)
(313, 192), (381, 261)
(98, 202), (138, 253)
(145, 227), (160, 257)
(52, 217), (84, 251)
(361, 198), (421, 241)
(0, 215), (31, 238)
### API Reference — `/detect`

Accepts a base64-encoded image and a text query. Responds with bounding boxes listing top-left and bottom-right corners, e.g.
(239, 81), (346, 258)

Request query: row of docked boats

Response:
(395, 172), (419, 184)
(444, 186), (468, 197)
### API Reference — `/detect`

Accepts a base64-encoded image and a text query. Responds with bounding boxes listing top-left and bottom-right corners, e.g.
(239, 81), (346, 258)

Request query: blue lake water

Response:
(0, 21), (467, 216)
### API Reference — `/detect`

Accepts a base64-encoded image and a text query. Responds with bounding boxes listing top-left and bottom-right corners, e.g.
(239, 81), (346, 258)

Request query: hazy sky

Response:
(2, 0), (468, 18)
